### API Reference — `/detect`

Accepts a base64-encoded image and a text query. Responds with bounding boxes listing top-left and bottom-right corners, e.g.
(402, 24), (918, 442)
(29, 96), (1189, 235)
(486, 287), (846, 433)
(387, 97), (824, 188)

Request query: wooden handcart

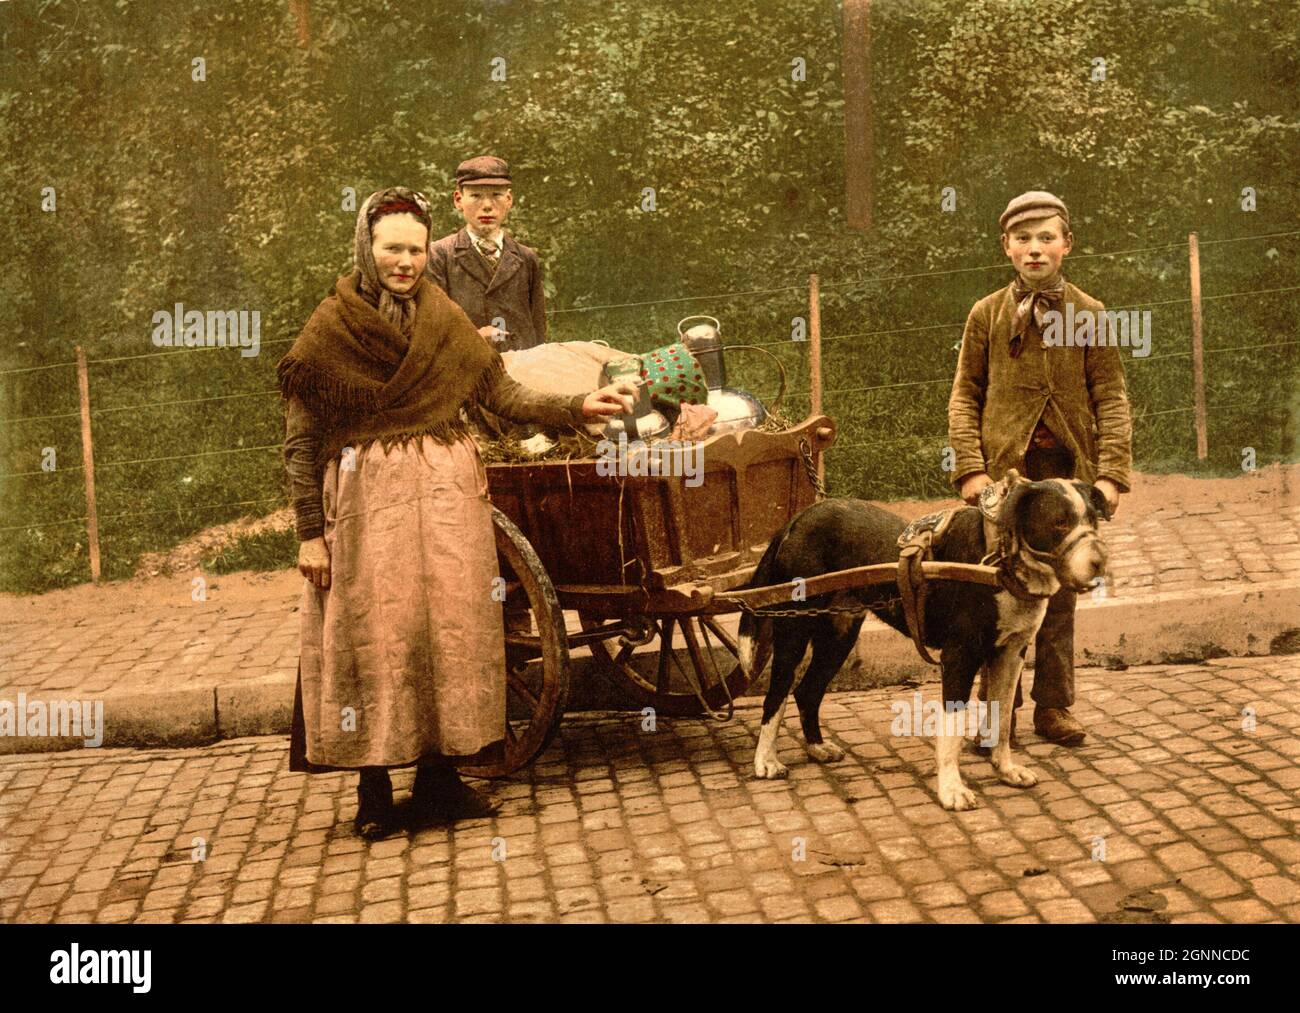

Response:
(463, 412), (1002, 779)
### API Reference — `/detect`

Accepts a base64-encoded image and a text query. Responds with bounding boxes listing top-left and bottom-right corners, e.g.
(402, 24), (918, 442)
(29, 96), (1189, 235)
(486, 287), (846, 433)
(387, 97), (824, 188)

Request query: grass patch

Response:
(202, 527), (299, 575)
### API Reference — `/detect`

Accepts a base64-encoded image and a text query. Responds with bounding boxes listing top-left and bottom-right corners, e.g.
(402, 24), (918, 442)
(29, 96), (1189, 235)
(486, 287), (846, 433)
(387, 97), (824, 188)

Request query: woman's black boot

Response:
(412, 761), (500, 820)
(354, 767), (396, 840)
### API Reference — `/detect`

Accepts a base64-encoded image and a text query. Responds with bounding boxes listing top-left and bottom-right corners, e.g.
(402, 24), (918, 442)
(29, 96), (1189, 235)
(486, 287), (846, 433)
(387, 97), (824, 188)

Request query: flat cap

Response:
(1000, 190), (1070, 232)
(455, 155), (512, 188)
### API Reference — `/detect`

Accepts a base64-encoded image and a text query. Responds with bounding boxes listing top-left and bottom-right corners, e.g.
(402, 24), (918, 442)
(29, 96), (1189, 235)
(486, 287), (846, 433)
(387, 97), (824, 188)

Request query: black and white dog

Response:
(737, 477), (1109, 810)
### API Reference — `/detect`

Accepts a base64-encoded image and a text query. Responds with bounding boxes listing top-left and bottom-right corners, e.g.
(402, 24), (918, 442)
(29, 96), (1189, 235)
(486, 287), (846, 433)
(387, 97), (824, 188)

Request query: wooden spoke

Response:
(679, 617), (733, 718)
(700, 616), (740, 656)
(507, 670), (540, 712)
(656, 619), (676, 695)
(580, 611), (754, 718)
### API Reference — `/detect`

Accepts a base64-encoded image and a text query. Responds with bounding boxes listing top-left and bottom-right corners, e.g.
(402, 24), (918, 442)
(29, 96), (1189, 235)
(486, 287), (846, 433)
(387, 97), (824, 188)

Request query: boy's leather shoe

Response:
(1034, 707), (1086, 745)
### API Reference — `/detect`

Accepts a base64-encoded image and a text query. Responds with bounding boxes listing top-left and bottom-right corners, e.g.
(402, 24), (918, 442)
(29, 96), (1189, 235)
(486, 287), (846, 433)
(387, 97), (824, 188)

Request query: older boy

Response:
(948, 190), (1132, 746)
(427, 155), (548, 352)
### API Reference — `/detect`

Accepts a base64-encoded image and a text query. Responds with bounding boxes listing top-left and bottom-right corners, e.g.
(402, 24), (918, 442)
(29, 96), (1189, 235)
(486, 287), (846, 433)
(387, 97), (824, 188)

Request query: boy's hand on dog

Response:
(959, 471), (993, 504)
(962, 471), (1121, 517)
(1094, 477), (1121, 517)
(299, 536), (330, 589)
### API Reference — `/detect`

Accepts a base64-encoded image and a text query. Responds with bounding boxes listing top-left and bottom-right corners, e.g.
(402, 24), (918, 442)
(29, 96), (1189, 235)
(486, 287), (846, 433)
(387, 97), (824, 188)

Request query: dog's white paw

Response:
(997, 763), (1039, 788)
(754, 754), (789, 779)
(804, 742), (844, 764)
(937, 780), (979, 811)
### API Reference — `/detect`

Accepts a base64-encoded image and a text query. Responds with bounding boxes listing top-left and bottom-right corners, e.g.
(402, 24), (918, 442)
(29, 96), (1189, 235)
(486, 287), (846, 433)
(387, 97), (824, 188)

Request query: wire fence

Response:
(3, 228), (1297, 377)
(1, 228), (1296, 574)
(831, 398), (1295, 453)
(3, 283), (1295, 429)
(8, 293), (1293, 431)
(540, 229), (1300, 316)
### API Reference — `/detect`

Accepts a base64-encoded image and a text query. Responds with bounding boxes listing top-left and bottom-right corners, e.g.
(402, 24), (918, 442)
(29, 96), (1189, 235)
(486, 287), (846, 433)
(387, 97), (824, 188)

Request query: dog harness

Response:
(976, 473), (1085, 600)
(894, 470), (1062, 665)
(895, 507), (961, 666)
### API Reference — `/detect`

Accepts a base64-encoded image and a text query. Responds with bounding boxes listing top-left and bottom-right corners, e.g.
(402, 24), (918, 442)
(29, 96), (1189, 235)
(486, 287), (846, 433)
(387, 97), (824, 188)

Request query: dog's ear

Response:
(1076, 481), (1112, 521)
(995, 477), (1036, 529)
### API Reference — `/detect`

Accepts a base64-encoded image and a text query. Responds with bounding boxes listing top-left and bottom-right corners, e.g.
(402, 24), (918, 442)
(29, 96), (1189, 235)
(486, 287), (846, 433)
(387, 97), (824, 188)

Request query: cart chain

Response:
(798, 438), (828, 500)
(727, 594), (902, 619)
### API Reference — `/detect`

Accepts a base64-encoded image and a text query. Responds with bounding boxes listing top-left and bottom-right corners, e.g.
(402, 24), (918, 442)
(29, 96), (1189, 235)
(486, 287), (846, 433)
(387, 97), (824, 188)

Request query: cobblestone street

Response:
(2, 655), (1298, 924)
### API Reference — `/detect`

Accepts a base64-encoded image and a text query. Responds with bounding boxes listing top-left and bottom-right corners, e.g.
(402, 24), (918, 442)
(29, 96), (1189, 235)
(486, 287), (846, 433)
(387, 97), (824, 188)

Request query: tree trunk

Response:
(842, 0), (873, 232)
(290, 0), (311, 48)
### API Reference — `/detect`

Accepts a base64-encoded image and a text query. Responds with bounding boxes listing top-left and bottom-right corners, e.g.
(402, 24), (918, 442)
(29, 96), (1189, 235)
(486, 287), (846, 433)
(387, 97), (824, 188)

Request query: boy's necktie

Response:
(1010, 274), (1066, 357)
(475, 239), (501, 272)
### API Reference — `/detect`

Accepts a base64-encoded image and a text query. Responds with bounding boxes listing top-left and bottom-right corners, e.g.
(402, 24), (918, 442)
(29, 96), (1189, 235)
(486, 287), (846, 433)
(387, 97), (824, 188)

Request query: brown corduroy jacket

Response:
(427, 228), (548, 352)
(947, 280), (1133, 490)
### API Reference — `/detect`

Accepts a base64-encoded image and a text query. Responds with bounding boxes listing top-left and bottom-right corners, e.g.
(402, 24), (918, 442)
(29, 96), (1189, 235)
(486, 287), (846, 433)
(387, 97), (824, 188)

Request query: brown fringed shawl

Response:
(277, 271), (503, 468)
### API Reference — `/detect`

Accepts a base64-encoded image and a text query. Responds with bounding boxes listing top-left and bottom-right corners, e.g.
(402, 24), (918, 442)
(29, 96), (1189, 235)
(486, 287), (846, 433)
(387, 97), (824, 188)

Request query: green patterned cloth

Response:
(603, 342), (709, 409)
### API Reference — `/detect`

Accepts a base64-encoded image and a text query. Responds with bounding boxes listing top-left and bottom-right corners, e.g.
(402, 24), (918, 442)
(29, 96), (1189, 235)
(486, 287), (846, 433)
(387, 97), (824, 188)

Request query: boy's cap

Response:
(1000, 190), (1070, 232)
(456, 156), (512, 188)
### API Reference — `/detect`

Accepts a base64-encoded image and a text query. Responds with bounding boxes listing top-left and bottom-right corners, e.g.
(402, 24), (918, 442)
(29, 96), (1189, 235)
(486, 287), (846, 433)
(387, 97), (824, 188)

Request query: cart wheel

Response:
(459, 507), (571, 779)
(578, 613), (763, 719)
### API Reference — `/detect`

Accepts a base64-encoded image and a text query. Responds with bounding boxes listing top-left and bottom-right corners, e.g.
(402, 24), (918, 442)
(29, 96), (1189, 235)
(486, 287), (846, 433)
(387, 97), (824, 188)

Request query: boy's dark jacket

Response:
(427, 227), (547, 351)
(948, 280), (1132, 490)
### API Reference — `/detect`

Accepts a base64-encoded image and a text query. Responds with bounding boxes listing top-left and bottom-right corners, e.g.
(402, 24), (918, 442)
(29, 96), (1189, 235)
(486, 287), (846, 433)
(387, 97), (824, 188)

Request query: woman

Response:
(279, 186), (630, 839)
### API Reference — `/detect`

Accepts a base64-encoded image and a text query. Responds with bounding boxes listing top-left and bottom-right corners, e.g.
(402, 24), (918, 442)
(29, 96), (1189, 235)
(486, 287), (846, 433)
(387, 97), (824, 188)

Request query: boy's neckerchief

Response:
(1010, 272), (1066, 358)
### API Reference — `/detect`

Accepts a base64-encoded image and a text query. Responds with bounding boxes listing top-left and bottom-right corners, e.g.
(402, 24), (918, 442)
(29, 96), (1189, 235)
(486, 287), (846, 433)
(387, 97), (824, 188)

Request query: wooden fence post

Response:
(809, 274), (825, 487)
(75, 346), (101, 582)
(1188, 232), (1208, 460)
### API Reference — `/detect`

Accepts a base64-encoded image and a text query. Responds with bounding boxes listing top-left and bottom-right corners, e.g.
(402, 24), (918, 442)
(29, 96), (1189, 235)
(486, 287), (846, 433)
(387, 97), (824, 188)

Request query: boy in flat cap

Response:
(948, 190), (1132, 746)
(427, 156), (549, 352)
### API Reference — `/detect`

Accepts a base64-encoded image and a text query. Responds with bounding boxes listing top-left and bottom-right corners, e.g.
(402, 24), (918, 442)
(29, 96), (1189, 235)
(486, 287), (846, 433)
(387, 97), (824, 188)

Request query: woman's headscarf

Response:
(354, 186), (434, 336)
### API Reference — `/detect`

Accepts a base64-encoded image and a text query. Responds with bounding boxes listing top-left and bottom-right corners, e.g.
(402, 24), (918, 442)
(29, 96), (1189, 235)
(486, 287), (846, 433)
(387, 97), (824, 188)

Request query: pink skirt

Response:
(291, 433), (505, 770)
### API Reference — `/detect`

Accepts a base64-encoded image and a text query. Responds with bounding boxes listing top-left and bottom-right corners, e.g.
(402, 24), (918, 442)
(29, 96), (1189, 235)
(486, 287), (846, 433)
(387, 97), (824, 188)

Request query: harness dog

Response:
(737, 472), (1110, 811)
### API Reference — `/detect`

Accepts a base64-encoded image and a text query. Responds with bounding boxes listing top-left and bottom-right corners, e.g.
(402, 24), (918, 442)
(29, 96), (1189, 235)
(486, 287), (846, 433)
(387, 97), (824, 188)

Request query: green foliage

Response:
(0, 0), (1295, 592)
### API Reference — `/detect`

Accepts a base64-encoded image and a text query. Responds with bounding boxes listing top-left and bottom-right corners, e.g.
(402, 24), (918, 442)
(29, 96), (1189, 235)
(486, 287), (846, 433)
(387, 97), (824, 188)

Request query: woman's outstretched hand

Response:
(299, 536), (331, 589)
(581, 381), (639, 420)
